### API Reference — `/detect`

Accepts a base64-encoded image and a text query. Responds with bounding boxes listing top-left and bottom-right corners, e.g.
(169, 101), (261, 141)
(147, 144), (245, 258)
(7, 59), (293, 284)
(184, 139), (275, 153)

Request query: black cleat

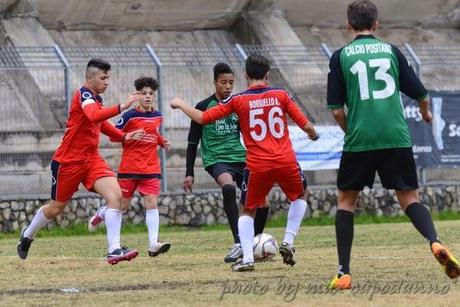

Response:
(148, 242), (171, 257)
(231, 259), (255, 272)
(224, 243), (242, 263)
(279, 242), (296, 266)
(17, 228), (33, 260)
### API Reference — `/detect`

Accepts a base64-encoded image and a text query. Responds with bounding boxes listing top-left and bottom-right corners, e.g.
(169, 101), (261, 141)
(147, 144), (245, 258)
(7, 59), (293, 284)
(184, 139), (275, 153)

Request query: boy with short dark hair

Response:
(88, 76), (171, 257)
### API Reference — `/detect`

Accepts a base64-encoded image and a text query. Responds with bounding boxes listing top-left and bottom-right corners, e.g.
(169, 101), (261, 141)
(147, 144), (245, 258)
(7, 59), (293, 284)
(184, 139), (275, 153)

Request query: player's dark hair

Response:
(86, 58), (111, 73)
(134, 77), (159, 91)
(347, 0), (378, 31)
(213, 63), (233, 81)
(245, 53), (270, 80)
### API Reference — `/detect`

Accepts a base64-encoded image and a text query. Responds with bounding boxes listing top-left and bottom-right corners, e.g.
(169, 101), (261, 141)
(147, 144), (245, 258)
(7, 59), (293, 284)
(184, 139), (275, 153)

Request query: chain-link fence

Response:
(0, 43), (459, 196)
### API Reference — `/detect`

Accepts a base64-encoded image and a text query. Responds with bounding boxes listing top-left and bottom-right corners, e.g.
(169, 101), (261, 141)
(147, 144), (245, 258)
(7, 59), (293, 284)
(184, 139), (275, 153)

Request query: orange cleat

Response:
(329, 274), (352, 290)
(431, 242), (460, 279)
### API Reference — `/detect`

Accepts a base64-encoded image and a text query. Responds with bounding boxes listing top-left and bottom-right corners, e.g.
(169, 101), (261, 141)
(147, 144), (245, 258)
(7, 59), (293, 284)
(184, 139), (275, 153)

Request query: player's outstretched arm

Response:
(170, 98), (204, 124)
(331, 108), (347, 133)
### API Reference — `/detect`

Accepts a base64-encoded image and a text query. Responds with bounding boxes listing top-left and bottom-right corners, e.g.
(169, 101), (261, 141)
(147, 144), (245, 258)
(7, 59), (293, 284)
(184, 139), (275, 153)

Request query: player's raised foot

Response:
(148, 242), (171, 257)
(329, 274), (352, 290)
(431, 242), (460, 279)
(224, 243), (242, 263)
(231, 259), (255, 272)
(107, 246), (139, 265)
(88, 207), (105, 232)
(17, 228), (33, 260)
(279, 242), (296, 266)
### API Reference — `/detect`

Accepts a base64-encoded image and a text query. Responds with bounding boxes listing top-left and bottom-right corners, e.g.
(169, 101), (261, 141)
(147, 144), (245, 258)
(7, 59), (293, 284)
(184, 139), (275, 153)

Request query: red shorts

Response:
(51, 156), (115, 202)
(241, 163), (306, 209)
(118, 178), (161, 198)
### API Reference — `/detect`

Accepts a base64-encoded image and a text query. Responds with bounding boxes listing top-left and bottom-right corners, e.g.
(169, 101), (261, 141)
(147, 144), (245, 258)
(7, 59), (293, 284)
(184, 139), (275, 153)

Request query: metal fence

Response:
(0, 43), (459, 196)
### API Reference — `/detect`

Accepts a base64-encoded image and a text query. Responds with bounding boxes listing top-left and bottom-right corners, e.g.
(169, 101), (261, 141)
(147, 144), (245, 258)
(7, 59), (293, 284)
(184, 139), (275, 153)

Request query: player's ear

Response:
(245, 72), (249, 81)
(346, 20), (352, 31)
(264, 71), (269, 82)
(372, 20), (379, 31)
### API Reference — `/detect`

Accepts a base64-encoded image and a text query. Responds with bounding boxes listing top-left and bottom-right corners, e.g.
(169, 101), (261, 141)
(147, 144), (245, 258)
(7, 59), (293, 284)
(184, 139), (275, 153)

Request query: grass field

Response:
(2, 219), (460, 306)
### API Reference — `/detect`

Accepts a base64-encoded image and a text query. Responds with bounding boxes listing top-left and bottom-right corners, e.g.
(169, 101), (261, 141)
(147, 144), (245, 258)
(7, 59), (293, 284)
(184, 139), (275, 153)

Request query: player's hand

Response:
(124, 129), (145, 143)
(183, 176), (194, 193)
(170, 98), (186, 109)
(121, 91), (141, 111)
(308, 133), (319, 141)
(421, 109), (433, 123)
(163, 138), (171, 151)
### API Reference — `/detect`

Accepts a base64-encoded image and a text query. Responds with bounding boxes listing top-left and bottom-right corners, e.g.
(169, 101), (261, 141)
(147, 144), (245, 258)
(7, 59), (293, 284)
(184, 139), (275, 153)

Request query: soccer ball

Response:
(253, 233), (278, 261)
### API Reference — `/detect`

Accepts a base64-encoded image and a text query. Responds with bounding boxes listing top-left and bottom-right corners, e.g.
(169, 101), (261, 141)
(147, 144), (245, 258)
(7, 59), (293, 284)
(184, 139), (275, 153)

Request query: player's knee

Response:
(105, 189), (123, 208)
(221, 184), (236, 198)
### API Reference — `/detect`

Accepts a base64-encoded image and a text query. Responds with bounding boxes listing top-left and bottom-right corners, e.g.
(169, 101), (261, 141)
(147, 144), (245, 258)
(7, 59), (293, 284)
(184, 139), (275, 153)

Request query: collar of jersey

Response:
(135, 106), (155, 113)
(354, 34), (376, 41)
(248, 84), (268, 90)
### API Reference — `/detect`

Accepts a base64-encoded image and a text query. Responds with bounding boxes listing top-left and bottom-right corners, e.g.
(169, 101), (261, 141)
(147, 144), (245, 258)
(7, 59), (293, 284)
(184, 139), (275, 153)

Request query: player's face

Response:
(214, 73), (234, 100)
(90, 69), (110, 94)
(138, 86), (156, 111)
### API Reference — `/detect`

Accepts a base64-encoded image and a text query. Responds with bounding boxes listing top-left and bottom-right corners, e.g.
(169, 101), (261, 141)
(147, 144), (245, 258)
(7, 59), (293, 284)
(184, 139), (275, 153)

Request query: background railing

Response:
(0, 43), (459, 195)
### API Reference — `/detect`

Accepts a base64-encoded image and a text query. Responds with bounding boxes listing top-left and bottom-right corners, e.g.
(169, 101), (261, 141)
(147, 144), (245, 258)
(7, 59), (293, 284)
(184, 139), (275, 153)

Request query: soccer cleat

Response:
(279, 242), (296, 266)
(231, 259), (255, 272)
(431, 242), (460, 279)
(224, 243), (242, 263)
(107, 246), (139, 265)
(17, 228), (33, 260)
(88, 207), (105, 232)
(148, 242), (171, 257)
(329, 274), (352, 290)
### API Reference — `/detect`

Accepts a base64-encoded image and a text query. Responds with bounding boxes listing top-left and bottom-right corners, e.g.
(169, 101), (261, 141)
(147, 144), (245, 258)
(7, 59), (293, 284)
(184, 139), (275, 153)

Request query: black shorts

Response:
(337, 147), (419, 191)
(205, 162), (245, 189)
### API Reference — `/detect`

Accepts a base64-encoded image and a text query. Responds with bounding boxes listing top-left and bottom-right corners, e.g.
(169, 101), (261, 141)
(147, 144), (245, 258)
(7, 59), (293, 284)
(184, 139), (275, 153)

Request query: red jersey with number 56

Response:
(202, 84), (308, 172)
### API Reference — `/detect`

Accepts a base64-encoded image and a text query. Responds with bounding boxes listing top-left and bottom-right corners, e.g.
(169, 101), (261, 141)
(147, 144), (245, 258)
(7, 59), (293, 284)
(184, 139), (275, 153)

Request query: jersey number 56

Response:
(249, 107), (284, 141)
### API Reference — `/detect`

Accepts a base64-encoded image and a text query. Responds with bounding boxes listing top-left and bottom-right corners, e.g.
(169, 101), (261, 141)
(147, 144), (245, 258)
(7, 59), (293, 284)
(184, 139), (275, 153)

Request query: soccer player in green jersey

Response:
(327, 0), (460, 289)
(184, 63), (269, 263)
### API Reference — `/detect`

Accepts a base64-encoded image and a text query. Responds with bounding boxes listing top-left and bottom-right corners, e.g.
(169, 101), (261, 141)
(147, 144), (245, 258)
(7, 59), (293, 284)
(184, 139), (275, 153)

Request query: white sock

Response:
(146, 209), (159, 246)
(283, 199), (307, 245)
(24, 207), (50, 239)
(105, 208), (122, 253)
(238, 215), (255, 263)
(98, 206), (107, 219)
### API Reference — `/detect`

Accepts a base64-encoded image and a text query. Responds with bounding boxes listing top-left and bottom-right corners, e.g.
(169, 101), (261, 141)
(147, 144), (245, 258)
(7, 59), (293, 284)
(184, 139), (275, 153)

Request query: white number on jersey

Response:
(249, 107), (284, 141)
(350, 58), (396, 100)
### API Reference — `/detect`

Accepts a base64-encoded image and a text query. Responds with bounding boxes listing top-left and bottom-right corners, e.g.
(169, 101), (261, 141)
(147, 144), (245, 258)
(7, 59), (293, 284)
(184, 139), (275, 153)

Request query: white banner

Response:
(289, 125), (344, 170)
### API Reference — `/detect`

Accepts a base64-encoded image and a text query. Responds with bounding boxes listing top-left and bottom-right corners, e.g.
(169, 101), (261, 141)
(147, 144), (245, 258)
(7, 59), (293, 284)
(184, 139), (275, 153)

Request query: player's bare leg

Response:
(18, 200), (68, 259)
(329, 190), (358, 289)
(144, 194), (171, 257)
(232, 206), (256, 272)
(94, 177), (138, 264)
(398, 189), (460, 279)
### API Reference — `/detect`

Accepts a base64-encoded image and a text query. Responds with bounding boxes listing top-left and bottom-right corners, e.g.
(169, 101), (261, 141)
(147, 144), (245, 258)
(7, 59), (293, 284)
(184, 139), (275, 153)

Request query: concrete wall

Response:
(33, 0), (250, 30)
(274, 0), (460, 28)
(1, 185), (458, 232)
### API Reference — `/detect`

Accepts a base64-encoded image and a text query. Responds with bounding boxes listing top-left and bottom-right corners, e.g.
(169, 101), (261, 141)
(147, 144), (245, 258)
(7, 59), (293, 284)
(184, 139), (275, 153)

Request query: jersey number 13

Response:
(350, 58), (396, 100)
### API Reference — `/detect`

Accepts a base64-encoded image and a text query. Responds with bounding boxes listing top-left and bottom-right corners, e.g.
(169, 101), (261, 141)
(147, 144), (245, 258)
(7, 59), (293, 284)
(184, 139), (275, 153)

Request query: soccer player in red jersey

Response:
(17, 58), (145, 264)
(88, 77), (172, 257)
(171, 54), (319, 271)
